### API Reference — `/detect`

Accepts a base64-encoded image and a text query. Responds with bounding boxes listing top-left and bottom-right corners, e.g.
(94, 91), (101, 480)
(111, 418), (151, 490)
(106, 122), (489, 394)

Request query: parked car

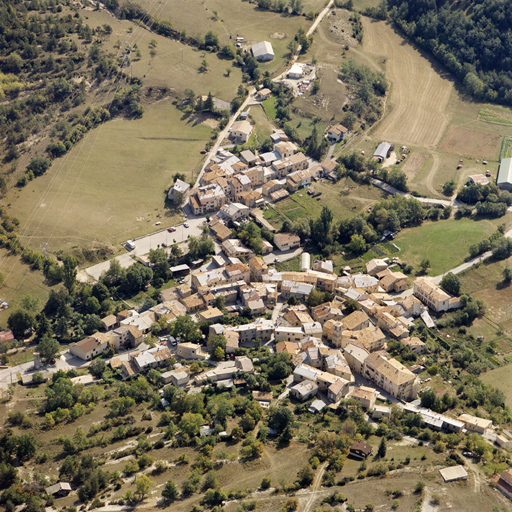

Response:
(200, 150), (207, 154)
(184, 223), (189, 228)
(167, 227), (176, 232)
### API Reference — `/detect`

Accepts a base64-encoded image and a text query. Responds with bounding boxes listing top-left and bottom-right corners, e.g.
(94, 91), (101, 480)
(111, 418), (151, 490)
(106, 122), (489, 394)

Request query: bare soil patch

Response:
(403, 151), (428, 180)
(270, 32), (286, 39)
(440, 125), (501, 160)
(362, 19), (452, 149)
(326, 8), (359, 47)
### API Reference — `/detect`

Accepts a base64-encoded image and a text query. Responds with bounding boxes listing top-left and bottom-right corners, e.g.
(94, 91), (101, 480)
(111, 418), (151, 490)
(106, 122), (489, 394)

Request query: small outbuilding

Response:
(46, 482), (72, 497)
(373, 142), (393, 162)
(439, 465), (468, 482)
(288, 63), (303, 79)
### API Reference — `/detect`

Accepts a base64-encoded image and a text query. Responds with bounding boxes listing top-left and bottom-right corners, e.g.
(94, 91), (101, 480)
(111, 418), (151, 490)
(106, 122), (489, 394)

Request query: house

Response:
(328, 378), (349, 403)
(240, 149), (258, 166)
(288, 63), (303, 79)
(230, 120), (253, 144)
(251, 41), (274, 61)
(339, 325), (386, 352)
(0, 329), (14, 343)
(210, 220), (232, 242)
(497, 158), (512, 191)
(366, 258), (388, 276)
(458, 413), (492, 435)
(262, 180), (283, 197)
(70, 333), (110, 360)
(274, 232), (301, 251)
(109, 325), (143, 350)
(198, 307), (224, 324)
(326, 124), (348, 143)
(235, 355), (254, 373)
(349, 386), (378, 411)
(343, 310), (370, 331)
(496, 469), (512, 499)
(163, 370), (189, 387)
(363, 352), (419, 401)
(349, 441), (373, 459)
(275, 141), (296, 159)
(222, 239), (253, 258)
(101, 314), (119, 332)
(400, 336), (425, 354)
(398, 295), (424, 317)
(468, 174), (489, 186)
(439, 466), (468, 483)
(236, 190), (262, 208)
(220, 202), (250, 221)
(414, 277), (461, 312)
(344, 343), (369, 375)
(177, 342), (209, 360)
(290, 380), (318, 400)
(496, 434), (511, 448)
(286, 169), (311, 191)
(256, 88), (272, 100)
(226, 318), (274, 343)
(379, 270), (408, 293)
(249, 256), (268, 281)
(373, 142), (393, 162)
(168, 178), (190, 201)
(46, 482), (72, 497)
(190, 184), (226, 215)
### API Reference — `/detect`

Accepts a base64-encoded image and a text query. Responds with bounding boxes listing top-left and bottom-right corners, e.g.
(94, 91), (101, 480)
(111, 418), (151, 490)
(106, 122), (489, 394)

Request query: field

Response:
(8, 101), (210, 254)
(130, 0), (318, 76)
(362, 19), (452, 149)
(479, 106), (512, 126)
(481, 364), (512, 408)
(459, 255), (512, 341)
(440, 126), (502, 161)
(393, 217), (506, 276)
(402, 151), (428, 181)
(269, 178), (384, 226)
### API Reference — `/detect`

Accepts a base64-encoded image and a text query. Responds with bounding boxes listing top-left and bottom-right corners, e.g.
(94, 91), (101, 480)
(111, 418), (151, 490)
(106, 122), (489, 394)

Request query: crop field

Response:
(440, 126), (502, 161)
(479, 106), (512, 126)
(362, 19), (453, 149)
(393, 217), (505, 275)
(130, 0), (315, 76)
(8, 101), (209, 254)
(402, 152), (428, 181)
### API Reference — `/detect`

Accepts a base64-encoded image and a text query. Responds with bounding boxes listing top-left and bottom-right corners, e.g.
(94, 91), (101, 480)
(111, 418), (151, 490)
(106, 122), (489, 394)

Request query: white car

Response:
(184, 223), (189, 228)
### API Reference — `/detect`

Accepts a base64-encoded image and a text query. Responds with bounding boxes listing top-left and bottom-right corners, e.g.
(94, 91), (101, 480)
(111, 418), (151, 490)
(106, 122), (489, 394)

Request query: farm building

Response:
(288, 63), (303, 79)
(373, 142), (393, 162)
(251, 41), (274, 61)
(468, 174), (489, 186)
(497, 158), (512, 190)
(439, 465), (468, 482)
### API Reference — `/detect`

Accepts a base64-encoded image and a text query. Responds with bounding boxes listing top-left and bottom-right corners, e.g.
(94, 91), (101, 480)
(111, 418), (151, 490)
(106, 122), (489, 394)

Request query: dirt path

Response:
(423, 152), (441, 197)
(302, 461), (328, 512)
(362, 19), (452, 149)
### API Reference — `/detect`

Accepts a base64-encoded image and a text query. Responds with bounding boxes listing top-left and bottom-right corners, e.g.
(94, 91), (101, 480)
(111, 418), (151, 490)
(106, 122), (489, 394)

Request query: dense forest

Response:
(386, 0), (512, 104)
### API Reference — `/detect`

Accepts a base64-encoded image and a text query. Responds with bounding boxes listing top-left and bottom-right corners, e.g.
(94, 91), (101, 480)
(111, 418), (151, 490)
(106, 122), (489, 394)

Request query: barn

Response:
(497, 158), (512, 191)
(251, 41), (274, 62)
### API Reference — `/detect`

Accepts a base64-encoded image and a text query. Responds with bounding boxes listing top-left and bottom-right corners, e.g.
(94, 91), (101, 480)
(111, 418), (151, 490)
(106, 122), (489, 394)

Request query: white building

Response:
(251, 41), (274, 61)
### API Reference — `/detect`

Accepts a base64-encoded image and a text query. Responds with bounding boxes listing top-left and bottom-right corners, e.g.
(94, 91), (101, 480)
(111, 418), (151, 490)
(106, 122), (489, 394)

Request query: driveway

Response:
(263, 247), (303, 265)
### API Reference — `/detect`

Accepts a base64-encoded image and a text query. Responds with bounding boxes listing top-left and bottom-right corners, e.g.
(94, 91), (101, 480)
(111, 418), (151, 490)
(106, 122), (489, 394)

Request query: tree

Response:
(420, 258), (430, 273)
(297, 465), (314, 487)
(377, 437), (386, 458)
(37, 335), (60, 363)
(135, 474), (153, 501)
(162, 480), (178, 501)
(440, 272), (461, 296)
(348, 234), (367, 255)
(442, 179), (456, 196)
(8, 309), (36, 339)
(504, 267), (512, 284)
(89, 358), (106, 378)
(61, 255), (78, 293)
(269, 407), (293, 433)
(179, 413), (203, 436)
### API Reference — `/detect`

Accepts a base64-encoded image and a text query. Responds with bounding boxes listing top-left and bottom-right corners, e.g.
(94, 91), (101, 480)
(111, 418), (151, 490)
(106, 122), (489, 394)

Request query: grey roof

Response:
(373, 142), (392, 159)
(251, 41), (274, 59)
(308, 399), (327, 413)
(498, 158), (512, 186)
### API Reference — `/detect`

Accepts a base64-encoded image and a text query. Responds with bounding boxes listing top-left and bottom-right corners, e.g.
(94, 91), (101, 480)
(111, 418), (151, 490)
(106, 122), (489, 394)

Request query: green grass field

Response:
(393, 217), (506, 275)
(481, 364), (512, 408)
(249, 105), (275, 143)
(8, 101), (210, 254)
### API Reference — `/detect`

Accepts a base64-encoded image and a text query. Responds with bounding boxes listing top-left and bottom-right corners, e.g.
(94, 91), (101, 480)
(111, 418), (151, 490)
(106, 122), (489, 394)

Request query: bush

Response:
(261, 477), (271, 489)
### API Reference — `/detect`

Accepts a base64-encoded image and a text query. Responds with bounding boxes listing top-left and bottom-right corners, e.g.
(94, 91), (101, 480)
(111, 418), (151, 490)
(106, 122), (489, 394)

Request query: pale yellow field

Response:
(362, 19), (452, 148)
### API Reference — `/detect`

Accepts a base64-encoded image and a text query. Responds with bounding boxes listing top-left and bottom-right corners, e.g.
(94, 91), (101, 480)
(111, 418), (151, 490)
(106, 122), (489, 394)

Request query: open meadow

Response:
(8, 100), (210, 254)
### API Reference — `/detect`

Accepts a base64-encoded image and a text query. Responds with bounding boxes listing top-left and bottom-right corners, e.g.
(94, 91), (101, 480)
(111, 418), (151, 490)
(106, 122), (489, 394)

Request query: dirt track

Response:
(362, 19), (452, 149)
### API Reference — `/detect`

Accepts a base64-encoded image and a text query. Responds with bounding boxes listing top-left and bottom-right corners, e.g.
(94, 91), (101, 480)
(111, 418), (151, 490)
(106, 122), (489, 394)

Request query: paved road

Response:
(263, 247), (303, 265)
(193, 88), (255, 190)
(78, 214), (208, 282)
(324, 142), (336, 162)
